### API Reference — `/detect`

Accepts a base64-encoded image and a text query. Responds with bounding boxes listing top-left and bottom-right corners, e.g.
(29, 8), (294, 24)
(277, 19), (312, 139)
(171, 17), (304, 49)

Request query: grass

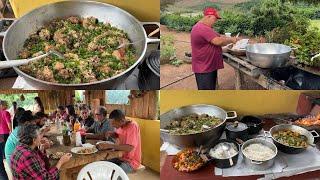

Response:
(311, 20), (320, 29)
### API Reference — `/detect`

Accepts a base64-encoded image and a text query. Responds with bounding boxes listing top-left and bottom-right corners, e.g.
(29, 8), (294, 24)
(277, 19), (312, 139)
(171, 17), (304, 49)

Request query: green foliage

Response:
(191, 1), (221, 11)
(170, 59), (183, 66)
(234, 0), (262, 12)
(251, 0), (295, 36)
(214, 11), (254, 36)
(266, 15), (310, 43)
(284, 0), (320, 4)
(285, 27), (320, 66)
(0, 93), (38, 110)
(160, 35), (176, 62)
(160, 13), (201, 32)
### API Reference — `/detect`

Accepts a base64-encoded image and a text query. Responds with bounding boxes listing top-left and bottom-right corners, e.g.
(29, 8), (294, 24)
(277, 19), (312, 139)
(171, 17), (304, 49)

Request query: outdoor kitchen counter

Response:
(160, 114), (320, 179)
(223, 52), (320, 90)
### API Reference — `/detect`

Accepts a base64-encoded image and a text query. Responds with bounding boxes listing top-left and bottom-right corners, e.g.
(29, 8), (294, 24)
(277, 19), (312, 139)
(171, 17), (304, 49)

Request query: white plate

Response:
(96, 141), (115, 145)
(71, 146), (98, 155)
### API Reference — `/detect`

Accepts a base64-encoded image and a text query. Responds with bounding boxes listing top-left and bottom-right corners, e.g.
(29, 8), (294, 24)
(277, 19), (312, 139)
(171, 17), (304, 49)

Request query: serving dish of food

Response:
(1, 0), (160, 89)
(165, 113), (223, 135)
(268, 124), (319, 154)
(208, 139), (239, 168)
(71, 146), (98, 155)
(172, 148), (205, 172)
(160, 104), (237, 147)
(18, 16), (135, 84)
(241, 138), (277, 171)
(294, 114), (320, 130)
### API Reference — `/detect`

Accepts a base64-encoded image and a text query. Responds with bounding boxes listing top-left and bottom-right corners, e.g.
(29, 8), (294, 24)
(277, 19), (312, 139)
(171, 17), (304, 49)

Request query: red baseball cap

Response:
(203, 7), (221, 19)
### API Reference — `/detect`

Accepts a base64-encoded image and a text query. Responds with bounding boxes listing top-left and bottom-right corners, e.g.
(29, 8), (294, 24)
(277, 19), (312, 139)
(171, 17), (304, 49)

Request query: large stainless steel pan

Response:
(246, 43), (291, 69)
(160, 104), (237, 148)
(2, 0), (160, 89)
(267, 124), (319, 154)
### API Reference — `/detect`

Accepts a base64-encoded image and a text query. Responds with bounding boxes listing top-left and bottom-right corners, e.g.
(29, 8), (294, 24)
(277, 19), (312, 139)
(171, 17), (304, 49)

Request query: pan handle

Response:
(310, 130), (320, 138)
(226, 111), (237, 119)
(0, 18), (17, 37)
(251, 160), (263, 165)
(141, 22), (160, 44)
(257, 131), (272, 138)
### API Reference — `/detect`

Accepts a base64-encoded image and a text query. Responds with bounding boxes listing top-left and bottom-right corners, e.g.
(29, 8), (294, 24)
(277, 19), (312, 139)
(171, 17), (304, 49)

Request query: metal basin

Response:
(246, 43), (291, 69)
(160, 104), (237, 148)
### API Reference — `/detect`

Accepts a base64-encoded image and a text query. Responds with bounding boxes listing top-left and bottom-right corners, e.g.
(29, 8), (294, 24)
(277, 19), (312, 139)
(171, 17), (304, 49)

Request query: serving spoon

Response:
(221, 143), (234, 166)
(116, 28), (160, 50)
(0, 50), (65, 69)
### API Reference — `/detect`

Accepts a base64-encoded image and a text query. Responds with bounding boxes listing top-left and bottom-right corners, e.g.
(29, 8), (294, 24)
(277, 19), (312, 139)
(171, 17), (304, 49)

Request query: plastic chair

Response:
(77, 161), (129, 180)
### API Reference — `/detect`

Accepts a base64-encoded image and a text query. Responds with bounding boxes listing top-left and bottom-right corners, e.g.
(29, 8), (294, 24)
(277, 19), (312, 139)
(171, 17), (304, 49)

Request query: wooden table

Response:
(160, 114), (320, 179)
(45, 125), (122, 180)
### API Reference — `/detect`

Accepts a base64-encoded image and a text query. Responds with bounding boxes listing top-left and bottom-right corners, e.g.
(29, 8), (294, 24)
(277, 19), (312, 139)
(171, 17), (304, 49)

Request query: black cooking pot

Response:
(138, 50), (160, 90)
(208, 139), (240, 168)
(240, 116), (263, 135)
(226, 121), (249, 141)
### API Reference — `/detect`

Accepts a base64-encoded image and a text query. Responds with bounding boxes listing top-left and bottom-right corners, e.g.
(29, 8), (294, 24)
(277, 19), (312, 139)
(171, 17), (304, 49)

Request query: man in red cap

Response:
(191, 7), (239, 90)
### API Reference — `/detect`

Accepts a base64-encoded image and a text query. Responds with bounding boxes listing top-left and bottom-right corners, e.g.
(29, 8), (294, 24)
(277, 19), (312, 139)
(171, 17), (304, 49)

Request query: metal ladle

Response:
(116, 28), (160, 50)
(0, 50), (65, 69)
(221, 143), (234, 166)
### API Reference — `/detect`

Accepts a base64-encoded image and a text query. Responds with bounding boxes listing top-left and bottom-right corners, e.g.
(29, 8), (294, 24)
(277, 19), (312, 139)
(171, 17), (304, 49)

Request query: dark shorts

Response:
(108, 158), (133, 173)
(195, 70), (218, 90)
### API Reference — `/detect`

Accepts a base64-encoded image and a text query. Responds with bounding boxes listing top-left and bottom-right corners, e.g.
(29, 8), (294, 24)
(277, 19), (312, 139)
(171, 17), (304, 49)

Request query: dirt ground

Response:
(160, 25), (236, 90)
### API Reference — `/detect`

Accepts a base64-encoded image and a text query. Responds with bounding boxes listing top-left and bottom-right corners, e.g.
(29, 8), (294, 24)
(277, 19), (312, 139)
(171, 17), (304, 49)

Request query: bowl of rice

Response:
(241, 138), (277, 171)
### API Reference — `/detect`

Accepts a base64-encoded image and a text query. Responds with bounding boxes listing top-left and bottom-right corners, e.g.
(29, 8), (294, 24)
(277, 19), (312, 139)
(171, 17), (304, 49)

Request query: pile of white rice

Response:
(209, 142), (238, 159)
(243, 143), (275, 161)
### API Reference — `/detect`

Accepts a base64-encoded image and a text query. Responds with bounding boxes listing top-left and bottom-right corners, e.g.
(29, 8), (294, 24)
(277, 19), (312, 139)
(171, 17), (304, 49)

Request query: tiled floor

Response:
(128, 168), (160, 180)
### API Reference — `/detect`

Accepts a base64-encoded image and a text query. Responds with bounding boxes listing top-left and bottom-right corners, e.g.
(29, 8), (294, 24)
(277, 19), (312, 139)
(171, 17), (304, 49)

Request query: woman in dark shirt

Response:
(65, 105), (78, 126)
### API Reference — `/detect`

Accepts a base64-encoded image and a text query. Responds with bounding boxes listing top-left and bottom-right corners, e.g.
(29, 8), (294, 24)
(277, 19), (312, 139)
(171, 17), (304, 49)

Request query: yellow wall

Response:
(9, 0), (160, 21)
(160, 90), (313, 116)
(128, 117), (160, 173)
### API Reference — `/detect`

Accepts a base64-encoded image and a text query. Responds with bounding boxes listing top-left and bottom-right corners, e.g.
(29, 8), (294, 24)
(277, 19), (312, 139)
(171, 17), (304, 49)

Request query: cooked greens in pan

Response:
(19, 16), (136, 84)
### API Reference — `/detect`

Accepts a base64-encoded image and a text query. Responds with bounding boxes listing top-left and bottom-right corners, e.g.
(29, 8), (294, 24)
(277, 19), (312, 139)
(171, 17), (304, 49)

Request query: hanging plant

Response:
(20, 94), (25, 101)
(129, 90), (147, 99)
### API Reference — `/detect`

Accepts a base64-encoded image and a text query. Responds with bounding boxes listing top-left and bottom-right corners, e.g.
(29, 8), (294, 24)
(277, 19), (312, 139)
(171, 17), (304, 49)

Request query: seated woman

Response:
(96, 109), (141, 173)
(5, 110), (33, 165)
(10, 124), (72, 180)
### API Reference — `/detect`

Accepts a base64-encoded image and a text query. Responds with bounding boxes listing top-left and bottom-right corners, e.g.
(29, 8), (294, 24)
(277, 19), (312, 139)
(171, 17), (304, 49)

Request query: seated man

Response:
(85, 106), (114, 140)
(96, 109), (141, 173)
(79, 105), (94, 129)
(34, 112), (50, 133)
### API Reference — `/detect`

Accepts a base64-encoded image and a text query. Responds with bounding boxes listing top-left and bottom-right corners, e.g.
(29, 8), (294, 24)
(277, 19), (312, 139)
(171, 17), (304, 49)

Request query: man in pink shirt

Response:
(0, 100), (11, 180)
(96, 109), (141, 173)
(191, 7), (239, 90)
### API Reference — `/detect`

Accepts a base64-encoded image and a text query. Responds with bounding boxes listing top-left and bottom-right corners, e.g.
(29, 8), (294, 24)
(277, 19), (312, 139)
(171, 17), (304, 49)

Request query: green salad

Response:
(19, 16), (136, 84)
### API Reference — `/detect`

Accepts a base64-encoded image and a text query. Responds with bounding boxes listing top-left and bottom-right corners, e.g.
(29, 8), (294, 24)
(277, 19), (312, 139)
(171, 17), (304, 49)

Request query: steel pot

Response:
(1, 0), (160, 89)
(225, 121), (249, 141)
(240, 116), (263, 135)
(268, 124), (319, 154)
(208, 139), (240, 168)
(246, 43), (291, 69)
(160, 104), (237, 148)
(241, 138), (277, 171)
(138, 50), (160, 90)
